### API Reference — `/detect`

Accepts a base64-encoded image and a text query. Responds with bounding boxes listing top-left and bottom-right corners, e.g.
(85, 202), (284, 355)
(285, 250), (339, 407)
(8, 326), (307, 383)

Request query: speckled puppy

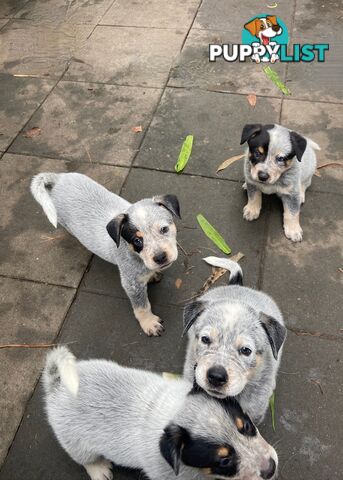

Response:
(31, 172), (180, 336)
(183, 257), (286, 425)
(241, 123), (320, 242)
(43, 346), (278, 480)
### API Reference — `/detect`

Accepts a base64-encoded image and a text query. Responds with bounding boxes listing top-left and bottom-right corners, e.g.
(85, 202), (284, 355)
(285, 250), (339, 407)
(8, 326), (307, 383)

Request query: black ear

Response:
(154, 194), (181, 219)
(290, 131), (307, 161)
(259, 313), (287, 360)
(106, 213), (128, 248)
(182, 300), (206, 337)
(240, 124), (262, 145)
(159, 424), (187, 475)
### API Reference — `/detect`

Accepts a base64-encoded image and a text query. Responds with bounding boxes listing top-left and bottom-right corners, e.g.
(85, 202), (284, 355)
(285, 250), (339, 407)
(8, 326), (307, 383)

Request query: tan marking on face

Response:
(217, 447), (230, 457)
(209, 327), (219, 340)
(235, 417), (244, 430)
(250, 156), (293, 184)
(136, 231), (143, 238)
(255, 352), (263, 368)
(258, 146), (264, 154)
(234, 336), (244, 349)
(202, 468), (212, 475)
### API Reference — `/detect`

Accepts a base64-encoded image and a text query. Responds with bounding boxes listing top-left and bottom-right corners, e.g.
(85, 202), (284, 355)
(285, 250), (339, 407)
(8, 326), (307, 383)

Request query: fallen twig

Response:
(287, 327), (343, 342)
(0, 343), (58, 349)
(310, 379), (324, 395)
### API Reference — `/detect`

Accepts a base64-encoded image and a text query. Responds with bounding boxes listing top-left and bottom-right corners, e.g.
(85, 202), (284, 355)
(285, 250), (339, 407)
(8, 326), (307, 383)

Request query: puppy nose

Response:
(258, 171), (270, 182)
(153, 252), (167, 265)
(272, 25), (279, 32)
(207, 366), (228, 387)
(260, 458), (276, 479)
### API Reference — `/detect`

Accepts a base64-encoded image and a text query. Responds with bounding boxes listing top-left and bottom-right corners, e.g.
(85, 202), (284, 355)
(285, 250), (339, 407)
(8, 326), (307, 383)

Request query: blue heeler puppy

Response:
(241, 123), (320, 242)
(42, 346), (278, 480)
(183, 257), (287, 425)
(31, 172), (180, 336)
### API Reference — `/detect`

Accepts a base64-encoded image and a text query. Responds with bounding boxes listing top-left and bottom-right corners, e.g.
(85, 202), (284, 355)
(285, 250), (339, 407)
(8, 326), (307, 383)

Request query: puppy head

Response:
(160, 391), (278, 479)
(241, 123), (308, 184)
(106, 194), (180, 271)
(244, 16), (282, 44)
(183, 300), (286, 399)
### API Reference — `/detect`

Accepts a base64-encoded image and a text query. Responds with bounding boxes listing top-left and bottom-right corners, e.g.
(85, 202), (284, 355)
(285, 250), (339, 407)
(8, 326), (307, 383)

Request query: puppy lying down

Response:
(43, 347), (278, 480)
(31, 172), (180, 336)
(183, 257), (287, 425)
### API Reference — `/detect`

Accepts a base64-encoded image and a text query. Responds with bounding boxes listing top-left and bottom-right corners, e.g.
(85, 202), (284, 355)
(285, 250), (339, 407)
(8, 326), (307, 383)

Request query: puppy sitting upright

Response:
(31, 172), (180, 336)
(183, 257), (287, 425)
(241, 123), (320, 242)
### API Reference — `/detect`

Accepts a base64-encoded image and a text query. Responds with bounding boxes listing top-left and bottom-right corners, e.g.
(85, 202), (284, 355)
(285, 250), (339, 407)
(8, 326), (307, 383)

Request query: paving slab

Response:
(193, 0), (296, 34)
(0, 290), (186, 479)
(0, 0), (28, 18)
(0, 74), (55, 151)
(262, 192), (342, 336)
(281, 99), (343, 195)
(168, 28), (287, 96)
(0, 20), (93, 78)
(293, 0), (341, 41)
(135, 87), (281, 180)
(260, 331), (343, 480)
(65, 26), (186, 87)
(0, 276), (75, 466)
(0, 19), (8, 29)
(81, 168), (268, 307)
(101, 0), (200, 28)
(0, 153), (128, 286)
(9, 81), (162, 165)
(14, 0), (114, 25)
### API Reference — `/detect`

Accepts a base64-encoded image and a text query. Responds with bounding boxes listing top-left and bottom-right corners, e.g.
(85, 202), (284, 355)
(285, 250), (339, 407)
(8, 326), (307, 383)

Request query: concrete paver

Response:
(0, 277), (75, 466)
(0, 153), (128, 285)
(0, 74), (55, 151)
(0, 0), (28, 18)
(9, 81), (162, 165)
(65, 26), (187, 87)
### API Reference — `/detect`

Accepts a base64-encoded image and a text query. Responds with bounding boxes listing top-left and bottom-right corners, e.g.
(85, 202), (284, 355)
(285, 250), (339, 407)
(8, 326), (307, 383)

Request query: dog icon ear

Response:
(240, 124), (262, 145)
(106, 213), (128, 247)
(290, 131), (307, 162)
(259, 313), (287, 360)
(266, 15), (278, 26)
(154, 194), (181, 219)
(244, 18), (259, 36)
(182, 300), (206, 336)
(160, 424), (188, 475)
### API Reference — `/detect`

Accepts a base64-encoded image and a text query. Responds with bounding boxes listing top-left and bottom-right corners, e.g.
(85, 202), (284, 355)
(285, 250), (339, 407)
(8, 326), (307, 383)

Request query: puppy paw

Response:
(149, 272), (163, 284)
(140, 314), (164, 337)
(243, 204), (261, 221)
(85, 459), (113, 480)
(284, 224), (303, 242)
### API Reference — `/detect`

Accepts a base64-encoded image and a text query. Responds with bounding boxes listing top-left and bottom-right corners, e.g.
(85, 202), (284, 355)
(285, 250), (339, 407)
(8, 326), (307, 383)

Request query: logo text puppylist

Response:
(209, 14), (329, 63)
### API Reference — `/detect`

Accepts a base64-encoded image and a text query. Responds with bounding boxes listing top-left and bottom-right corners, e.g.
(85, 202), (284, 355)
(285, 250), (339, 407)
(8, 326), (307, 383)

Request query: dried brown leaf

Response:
(317, 162), (343, 170)
(247, 94), (257, 107)
(175, 278), (182, 289)
(200, 252), (245, 295)
(314, 169), (321, 177)
(132, 125), (143, 133)
(217, 153), (245, 173)
(23, 127), (41, 138)
(0, 343), (58, 349)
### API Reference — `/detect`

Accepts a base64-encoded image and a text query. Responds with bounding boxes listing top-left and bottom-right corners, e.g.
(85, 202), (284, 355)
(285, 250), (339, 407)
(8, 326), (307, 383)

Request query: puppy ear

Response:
(154, 194), (181, 219)
(106, 213), (128, 248)
(159, 424), (188, 475)
(267, 15), (278, 25)
(290, 131), (307, 162)
(259, 313), (287, 360)
(182, 300), (206, 337)
(240, 124), (262, 145)
(244, 18), (258, 36)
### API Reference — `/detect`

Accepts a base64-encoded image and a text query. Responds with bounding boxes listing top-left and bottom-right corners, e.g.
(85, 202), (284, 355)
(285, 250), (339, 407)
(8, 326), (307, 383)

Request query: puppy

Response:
(183, 257), (287, 425)
(43, 346), (278, 480)
(241, 123), (320, 242)
(31, 172), (180, 336)
(244, 16), (282, 63)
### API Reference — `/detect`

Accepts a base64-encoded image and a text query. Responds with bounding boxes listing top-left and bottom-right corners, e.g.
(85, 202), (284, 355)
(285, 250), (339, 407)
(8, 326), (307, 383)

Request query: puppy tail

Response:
(307, 138), (321, 151)
(30, 172), (59, 228)
(203, 257), (243, 286)
(42, 346), (79, 397)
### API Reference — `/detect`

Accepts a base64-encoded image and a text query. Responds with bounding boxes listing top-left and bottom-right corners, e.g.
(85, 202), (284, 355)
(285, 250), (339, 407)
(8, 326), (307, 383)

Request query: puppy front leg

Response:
(122, 276), (164, 336)
(243, 183), (262, 221)
(281, 194), (303, 242)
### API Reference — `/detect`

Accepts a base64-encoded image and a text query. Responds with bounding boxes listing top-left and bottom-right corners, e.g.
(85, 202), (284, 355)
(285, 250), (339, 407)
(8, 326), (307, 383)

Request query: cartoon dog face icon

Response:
(244, 15), (282, 45)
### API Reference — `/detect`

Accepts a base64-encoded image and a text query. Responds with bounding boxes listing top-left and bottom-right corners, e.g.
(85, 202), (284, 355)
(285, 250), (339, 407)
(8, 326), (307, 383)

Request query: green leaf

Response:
(269, 391), (276, 432)
(196, 214), (231, 254)
(175, 135), (193, 173)
(263, 66), (291, 96)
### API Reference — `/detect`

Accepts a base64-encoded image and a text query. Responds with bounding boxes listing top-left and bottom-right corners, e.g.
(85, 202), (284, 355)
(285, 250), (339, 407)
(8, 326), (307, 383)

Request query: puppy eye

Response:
(243, 419), (253, 435)
(133, 237), (143, 249)
(219, 457), (232, 467)
(239, 347), (252, 356)
(201, 335), (211, 345)
(254, 150), (261, 159)
(160, 226), (169, 234)
(276, 155), (285, 164)
(260, 24), (265, 30)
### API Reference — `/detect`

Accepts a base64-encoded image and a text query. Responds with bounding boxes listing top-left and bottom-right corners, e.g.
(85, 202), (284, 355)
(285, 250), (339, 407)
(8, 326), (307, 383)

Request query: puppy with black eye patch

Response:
(31, 172), (180, 336)
(183, 257), (287, 425)
(42, 346), (278, 480)
(241, 123), (320, 242)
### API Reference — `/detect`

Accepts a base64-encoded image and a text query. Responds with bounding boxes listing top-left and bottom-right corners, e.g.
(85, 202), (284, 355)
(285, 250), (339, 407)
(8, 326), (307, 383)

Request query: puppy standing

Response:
(31, 172), (180, 336)
(43, 347), (278, 480)
(241, 123), (320, 242)
(183, 257), (287, 425)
